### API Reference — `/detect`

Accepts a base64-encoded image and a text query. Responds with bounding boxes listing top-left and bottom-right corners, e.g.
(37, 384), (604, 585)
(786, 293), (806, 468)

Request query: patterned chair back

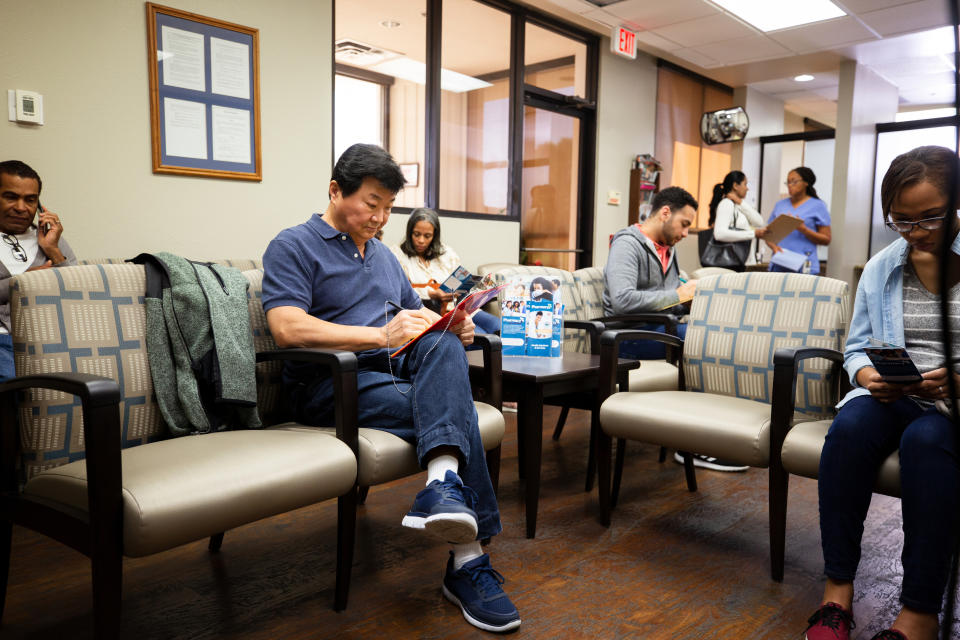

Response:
(241, 269), (285, 423)
(10, 264), (166, 480)
(682, 272), (849, 417)
(572, 266), (605, 323)
(79, 258), (262, 270)
(487, 265), (588, 354)
(10, 264), (273, 481)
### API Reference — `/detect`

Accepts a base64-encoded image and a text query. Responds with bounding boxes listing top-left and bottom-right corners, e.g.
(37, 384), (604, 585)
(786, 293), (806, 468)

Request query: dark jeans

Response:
(617, 322), (688, 360)
(820, 395), (960, 613)
(472, 309), (500, 335)
(288, 331), (501, 540)
(0, 334), (13, 380)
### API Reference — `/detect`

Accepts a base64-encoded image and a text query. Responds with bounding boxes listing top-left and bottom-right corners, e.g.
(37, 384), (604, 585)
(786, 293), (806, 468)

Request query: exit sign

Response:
(611, 26), (637, 59)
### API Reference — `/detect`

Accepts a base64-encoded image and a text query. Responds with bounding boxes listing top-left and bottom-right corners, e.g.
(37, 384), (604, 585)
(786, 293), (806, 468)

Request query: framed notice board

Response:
(146, 3), (261, 180)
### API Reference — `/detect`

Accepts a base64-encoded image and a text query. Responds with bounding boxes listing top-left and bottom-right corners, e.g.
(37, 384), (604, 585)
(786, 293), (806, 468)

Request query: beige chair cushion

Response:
(626, 361), (679, 393)
(601, 391), (777, 467)
(782, 420), (901, 498)
(278, 401), (504, 487)
(691, 267), (736, 280)
(23, 429), (357, 557)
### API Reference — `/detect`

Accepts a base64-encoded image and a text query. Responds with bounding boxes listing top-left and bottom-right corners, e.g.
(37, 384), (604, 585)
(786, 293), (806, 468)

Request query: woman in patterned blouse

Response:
(390, 208), (500, 334)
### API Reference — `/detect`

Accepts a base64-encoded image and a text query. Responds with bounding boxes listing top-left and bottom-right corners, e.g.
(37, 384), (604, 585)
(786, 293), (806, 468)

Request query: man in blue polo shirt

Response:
(261, 144), (520, 633)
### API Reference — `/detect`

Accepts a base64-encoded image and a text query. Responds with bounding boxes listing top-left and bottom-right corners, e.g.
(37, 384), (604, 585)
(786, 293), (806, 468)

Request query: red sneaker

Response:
(804, 602), (855, 640)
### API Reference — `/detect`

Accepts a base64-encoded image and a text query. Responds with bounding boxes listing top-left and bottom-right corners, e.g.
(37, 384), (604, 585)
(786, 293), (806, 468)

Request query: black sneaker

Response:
(869, 632), (907, 640)
(673, 451), (749, 472)
(442, 552), (521, 633)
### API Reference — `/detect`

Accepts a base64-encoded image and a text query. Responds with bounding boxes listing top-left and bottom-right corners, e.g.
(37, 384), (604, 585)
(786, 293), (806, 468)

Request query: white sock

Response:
(452, 541), (484, 570)
(426, 454), (458, 485)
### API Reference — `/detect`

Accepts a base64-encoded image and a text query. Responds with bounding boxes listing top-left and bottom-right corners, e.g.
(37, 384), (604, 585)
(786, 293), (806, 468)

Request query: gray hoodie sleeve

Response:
(603, 232), (680, 315)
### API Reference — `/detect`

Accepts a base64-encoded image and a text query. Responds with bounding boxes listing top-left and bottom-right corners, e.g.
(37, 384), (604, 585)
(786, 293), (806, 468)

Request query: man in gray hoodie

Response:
(603, 186), (698, 319)
(602, 185), (749, 473)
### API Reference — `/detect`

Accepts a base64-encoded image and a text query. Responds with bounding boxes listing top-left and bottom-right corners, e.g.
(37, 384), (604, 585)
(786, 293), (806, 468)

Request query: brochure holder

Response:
(500, 276), (564, 358)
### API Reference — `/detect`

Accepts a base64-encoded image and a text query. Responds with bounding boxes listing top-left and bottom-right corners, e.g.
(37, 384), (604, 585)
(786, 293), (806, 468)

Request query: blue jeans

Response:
(287, 331), (501, 540)
(819, 395), (960, 613)
(618, 322), (687, 360)
(0, 334), (14, 381)
(472, 310), (500, 335)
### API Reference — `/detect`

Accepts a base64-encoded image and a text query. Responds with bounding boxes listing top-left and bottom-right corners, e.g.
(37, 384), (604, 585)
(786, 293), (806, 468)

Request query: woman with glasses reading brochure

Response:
(0, 160), (76, 380)
(802, 146), (960, 640)
(766, 166), (831, 273)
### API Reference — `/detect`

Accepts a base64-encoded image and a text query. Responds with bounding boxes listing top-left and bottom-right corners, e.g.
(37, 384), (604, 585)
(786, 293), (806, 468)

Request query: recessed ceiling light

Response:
(794, 74), (815, 82)
(380, 19), (401, 29)
(711, 0), (845, 32)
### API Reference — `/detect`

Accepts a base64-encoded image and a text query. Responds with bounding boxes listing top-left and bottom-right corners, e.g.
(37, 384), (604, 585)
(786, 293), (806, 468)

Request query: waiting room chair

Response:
(0, 264), (359, 639)
(776, 347), (901, 579)
(242, 269), (506, 508)
(596, 271), (849, 580)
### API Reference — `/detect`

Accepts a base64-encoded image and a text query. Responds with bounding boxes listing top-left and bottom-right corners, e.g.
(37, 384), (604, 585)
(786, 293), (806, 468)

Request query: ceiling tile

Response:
(749, 72), (840, 95)
(634, 30), (682, 51)
(579, 8), (619, 28)
(853, 25), (955, 64)
(691, 34), (793, 66)
(869, 55), (954, 82)
(599, 0), (719, 30)
(898, 82), (956, 104)
(889, 70), (956, 91)
(671, 47), (721, 69)
(767, 16), (878, 54)
(857, 0), (950, 37)
(838, 0), (916, 12)
(653, 13), (758, 48)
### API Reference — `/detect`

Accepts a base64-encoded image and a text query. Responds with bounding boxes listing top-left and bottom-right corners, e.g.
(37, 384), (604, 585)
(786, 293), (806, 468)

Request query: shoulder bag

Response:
(699, 207), (752, 269)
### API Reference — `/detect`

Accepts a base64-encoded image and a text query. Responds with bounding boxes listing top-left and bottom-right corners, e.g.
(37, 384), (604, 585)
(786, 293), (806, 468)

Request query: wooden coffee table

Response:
(466, 351), (638, 538)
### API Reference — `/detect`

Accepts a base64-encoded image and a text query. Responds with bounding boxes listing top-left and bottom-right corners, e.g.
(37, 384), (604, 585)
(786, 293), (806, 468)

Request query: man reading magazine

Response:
(261, 144), (520, 633)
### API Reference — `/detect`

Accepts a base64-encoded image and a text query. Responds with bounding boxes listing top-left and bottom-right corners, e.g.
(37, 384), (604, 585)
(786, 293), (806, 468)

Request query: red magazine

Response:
(390, 284), (506, 358)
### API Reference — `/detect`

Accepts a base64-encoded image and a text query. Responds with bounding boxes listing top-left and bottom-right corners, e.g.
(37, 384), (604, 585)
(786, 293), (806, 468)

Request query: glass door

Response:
(521, 106), (580, 270)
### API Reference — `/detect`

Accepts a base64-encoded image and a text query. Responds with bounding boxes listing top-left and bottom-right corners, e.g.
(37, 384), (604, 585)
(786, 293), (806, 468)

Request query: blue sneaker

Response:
(443, 552), (521, 633)
(401, 470), (479, 543)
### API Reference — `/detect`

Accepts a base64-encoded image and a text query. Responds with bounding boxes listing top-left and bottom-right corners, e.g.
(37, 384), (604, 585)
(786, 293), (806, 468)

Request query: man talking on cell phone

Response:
(0, 160), (77, 380)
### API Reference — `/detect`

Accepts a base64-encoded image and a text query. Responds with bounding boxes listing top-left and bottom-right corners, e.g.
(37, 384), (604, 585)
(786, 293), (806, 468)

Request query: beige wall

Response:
(379, 213), (520, 273)
(731, 86), (785, 216)
(1, 0), (333, 261)
(592, 43), (658, 267)
(830, 61), (899, 286)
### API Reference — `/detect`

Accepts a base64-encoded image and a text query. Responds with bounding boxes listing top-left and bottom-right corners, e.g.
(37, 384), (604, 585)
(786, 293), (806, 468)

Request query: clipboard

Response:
(390, 284), (506, 357)
(764, 214), (804, 245)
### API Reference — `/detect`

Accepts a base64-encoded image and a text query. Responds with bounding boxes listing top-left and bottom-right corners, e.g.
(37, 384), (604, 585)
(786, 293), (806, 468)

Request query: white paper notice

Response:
(160, 26), (205, 92)
(211, 105), (251, 164)
(164, 98), (207, 159)
(210, 37), (250, 100)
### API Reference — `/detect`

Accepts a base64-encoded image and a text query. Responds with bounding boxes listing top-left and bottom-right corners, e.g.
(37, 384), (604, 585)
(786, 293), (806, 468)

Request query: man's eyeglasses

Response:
(2, 234), (27, 262)
(885, 213), (950, 233)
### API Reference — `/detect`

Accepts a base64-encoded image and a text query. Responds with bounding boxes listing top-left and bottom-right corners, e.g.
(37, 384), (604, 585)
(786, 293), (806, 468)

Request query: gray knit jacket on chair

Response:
(135, 252), (261, 436)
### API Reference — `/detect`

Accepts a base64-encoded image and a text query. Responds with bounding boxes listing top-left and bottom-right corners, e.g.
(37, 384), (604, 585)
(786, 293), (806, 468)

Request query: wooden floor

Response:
(4, 406), (958, 639)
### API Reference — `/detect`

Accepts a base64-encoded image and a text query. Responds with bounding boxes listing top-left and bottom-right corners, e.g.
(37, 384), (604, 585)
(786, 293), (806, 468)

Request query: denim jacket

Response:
(839, 230), (960, 407)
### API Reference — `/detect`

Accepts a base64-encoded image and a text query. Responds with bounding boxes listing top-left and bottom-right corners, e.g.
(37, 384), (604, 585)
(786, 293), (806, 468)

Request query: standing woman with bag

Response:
(702, 170), (768, 271)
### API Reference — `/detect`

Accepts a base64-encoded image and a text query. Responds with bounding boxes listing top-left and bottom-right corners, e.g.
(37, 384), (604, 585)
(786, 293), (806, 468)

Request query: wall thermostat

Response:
(7, 90), (44, 125)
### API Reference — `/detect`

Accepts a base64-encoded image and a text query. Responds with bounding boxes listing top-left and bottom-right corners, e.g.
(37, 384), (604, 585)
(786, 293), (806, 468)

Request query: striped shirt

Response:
(902, 263), (960, 406)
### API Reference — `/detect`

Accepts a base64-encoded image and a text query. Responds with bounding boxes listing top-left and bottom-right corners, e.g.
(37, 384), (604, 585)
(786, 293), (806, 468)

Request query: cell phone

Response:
(37, 202), (50, 233)
(864, 345), (923, 383)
